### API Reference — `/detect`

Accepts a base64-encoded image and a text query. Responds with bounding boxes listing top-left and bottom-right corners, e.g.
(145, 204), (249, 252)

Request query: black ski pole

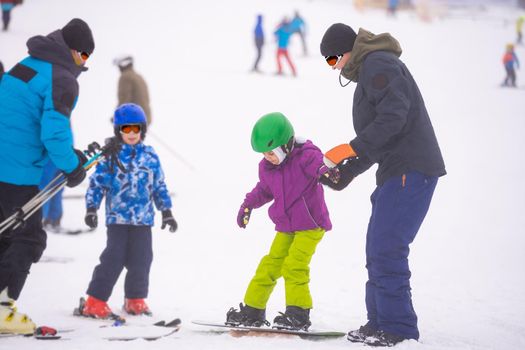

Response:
(0, 143), (109, 236)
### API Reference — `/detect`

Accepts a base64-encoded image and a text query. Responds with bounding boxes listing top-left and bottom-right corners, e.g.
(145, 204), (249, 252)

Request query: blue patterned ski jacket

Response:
(86, 142), (172, 226)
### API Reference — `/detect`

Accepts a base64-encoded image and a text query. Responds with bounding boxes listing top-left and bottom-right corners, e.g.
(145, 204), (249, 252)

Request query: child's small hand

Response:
(320, 160), (355, 191)
(319, 165), (340, 184)
(237, 205), (252, 228)
(161, 209), (178, 233)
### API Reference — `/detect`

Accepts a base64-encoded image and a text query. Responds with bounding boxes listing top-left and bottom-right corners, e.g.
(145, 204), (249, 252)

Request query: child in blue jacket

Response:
(80, 103), (177, 318)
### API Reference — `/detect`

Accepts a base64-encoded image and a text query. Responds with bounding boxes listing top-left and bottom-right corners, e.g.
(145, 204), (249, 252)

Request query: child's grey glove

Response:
(161, 210), (178, 233)
(320, 160), (355, 191)
(237, 205), (252, 228)
(84, 207), (98, 228)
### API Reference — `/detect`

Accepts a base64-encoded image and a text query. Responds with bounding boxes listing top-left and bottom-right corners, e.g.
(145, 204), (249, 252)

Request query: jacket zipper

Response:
(302, 196), (319, 227)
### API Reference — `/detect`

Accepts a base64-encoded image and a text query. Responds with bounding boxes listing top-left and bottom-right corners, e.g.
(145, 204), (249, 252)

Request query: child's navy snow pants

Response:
(365, 171), (438, 340)
(87, 224), (153, 301)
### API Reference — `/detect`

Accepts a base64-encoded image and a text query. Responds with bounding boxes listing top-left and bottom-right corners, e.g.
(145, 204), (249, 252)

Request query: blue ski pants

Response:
(365, 171), (438, 340)
(87, 224), (153, 301)
(39, 161), (63, 223)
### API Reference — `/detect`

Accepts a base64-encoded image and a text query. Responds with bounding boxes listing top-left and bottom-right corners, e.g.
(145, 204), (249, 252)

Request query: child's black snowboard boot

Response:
(226, 303), (269, 327)
(272, 306), (311, 331)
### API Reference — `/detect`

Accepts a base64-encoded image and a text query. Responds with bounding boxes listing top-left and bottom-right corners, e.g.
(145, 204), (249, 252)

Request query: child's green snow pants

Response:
(244, 228), (325, 310)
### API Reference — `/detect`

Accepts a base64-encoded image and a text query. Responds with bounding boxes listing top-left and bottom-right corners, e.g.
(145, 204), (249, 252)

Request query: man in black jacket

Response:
(320, 23), (446, 347)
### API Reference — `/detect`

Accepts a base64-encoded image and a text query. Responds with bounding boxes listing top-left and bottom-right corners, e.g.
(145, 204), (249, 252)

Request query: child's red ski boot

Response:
(81, 296), (113, 319)
(124, 298), (152, 316)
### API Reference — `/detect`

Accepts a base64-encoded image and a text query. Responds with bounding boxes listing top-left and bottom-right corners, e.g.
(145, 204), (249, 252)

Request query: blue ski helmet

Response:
(113, 103), (147, 140)
(114, 103), (147, 126)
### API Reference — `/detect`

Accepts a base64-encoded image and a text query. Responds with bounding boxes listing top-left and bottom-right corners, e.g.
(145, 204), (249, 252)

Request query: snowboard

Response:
(192, 320), (346, 339)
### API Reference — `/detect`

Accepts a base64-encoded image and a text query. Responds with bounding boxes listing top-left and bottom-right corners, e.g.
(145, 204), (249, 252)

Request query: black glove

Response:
(320, 160), (355, 191)
(84, 207), (98, 228)
(65, 149), (88, 188)
(161, 210), (178, 232)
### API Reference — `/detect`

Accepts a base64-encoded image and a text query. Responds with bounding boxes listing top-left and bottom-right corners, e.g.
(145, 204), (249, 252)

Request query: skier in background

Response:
(502, 43), (520, 87)
(251, 14), (264, 73)
(1, 0), (21, 31)
(0, 60), (4, 77)
(274, 18), (296, 76)
(80, 103), (177, 318)
(226, 112), (339, 331)
(517, 16), (524, 45)
(0, 18), (94, 334)
(320, 23), (446, 346)
(387, 0), (400, 16)
(289, 10), (307, 56)
(113, 56), (152, 126)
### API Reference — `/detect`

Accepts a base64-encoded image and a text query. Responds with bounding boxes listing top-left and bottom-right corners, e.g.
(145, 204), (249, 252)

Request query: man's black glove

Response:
(320, 159), (355, 191)
(161, 210), (178, 233)
(65, 149), (88, 188)
(84, 207), (98, 228)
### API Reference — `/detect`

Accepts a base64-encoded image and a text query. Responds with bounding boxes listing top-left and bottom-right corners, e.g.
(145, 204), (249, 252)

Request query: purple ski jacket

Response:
(242, 140), (332, 233)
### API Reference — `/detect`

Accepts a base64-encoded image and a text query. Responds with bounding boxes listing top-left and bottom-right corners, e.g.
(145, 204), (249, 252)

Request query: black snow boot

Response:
(226, 303), (269, 327)
(272, 306), (311, 331)
(347, 322), (377, 343)
(363, 330), (407, 347)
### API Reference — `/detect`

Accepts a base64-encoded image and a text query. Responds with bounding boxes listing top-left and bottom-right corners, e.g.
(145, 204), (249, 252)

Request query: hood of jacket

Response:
(341, 28), (402, 83)
(26, 30), (87, 77)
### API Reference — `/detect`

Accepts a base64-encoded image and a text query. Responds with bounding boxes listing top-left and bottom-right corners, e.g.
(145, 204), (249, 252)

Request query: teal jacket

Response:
(0, 30), (85, 185)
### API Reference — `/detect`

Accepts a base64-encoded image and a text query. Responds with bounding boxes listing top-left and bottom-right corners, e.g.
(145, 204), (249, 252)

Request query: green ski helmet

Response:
(251, 112), (295, 153)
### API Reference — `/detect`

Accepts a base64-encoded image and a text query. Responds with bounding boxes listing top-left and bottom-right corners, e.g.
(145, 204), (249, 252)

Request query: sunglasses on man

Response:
(78, 51), (90, 61)
(325, 55), (342, 67)
(120, 124), (142, 134)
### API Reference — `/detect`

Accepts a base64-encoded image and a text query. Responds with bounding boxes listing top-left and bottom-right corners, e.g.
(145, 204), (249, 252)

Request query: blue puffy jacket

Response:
(0, 30), (84, 185)
(274, 24), (294, 49)
(86, 142), (173, 227)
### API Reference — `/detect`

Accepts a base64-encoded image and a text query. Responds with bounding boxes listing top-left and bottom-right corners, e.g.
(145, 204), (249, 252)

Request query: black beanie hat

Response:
(61, 18), (95, 54)
(320, 23), (357, 57)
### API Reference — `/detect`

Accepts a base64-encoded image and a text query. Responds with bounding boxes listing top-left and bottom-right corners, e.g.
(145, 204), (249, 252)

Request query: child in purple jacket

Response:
(226, 112), (340, 331)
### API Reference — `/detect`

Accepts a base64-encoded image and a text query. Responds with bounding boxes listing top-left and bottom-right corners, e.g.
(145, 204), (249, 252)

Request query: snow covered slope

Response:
(0, 0), (524, 349)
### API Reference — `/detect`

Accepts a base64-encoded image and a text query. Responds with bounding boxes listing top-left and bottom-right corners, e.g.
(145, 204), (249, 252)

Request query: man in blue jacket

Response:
(319, 24), (446, 347)
(0, 18), (94, 334)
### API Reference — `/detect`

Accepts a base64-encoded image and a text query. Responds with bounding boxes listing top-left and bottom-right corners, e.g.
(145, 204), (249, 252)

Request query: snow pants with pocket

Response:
(365, 171), (438, 340)
(244, 228), (324, 310)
